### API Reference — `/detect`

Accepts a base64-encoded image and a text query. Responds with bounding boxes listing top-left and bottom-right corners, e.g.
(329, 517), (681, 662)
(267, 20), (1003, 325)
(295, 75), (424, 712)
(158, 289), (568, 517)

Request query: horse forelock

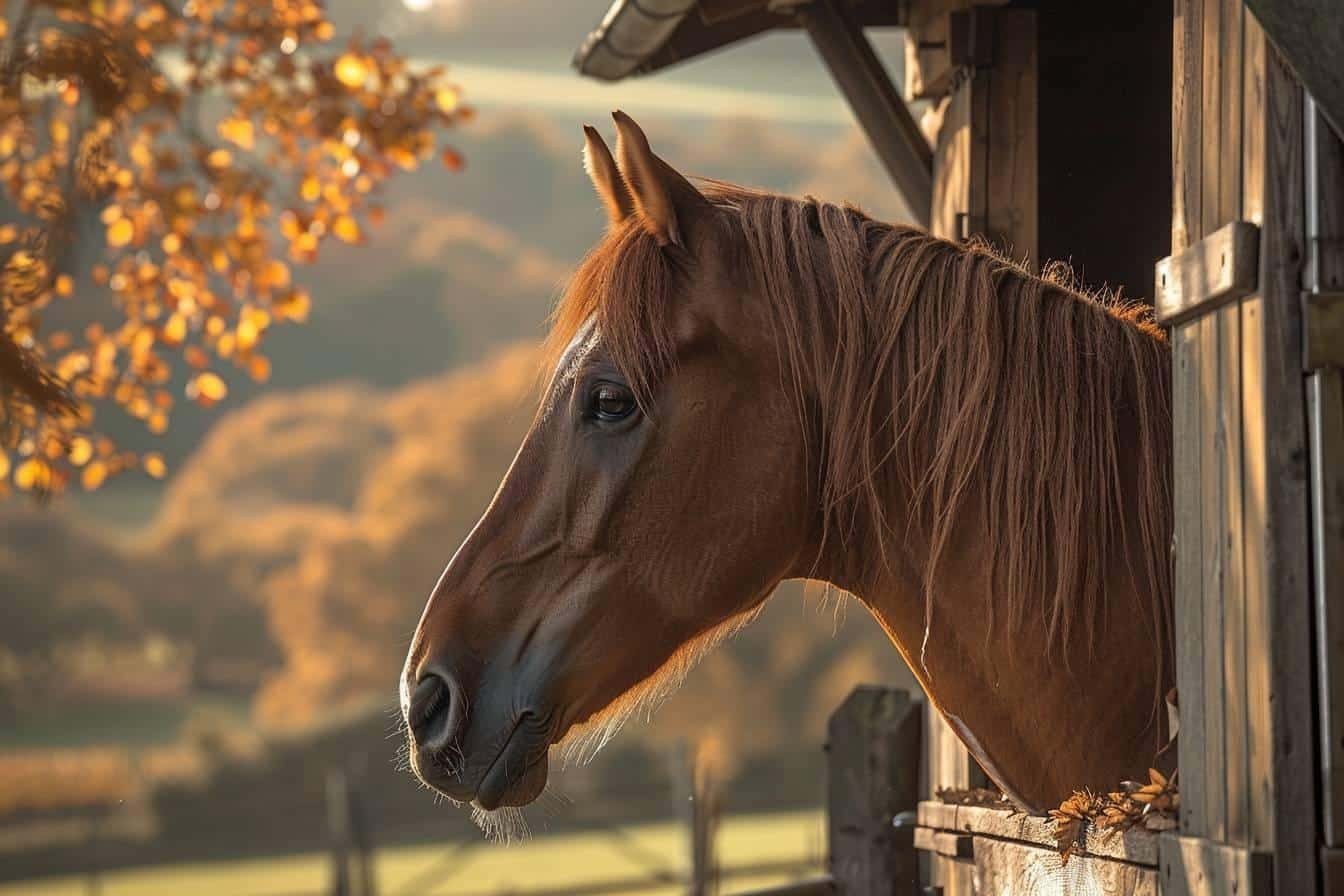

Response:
(546, 182), (1173, 691)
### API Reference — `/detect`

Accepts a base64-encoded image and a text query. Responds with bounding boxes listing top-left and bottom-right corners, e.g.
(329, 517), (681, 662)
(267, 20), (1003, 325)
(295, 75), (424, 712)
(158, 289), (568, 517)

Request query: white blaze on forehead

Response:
(543, 317), (601, 416)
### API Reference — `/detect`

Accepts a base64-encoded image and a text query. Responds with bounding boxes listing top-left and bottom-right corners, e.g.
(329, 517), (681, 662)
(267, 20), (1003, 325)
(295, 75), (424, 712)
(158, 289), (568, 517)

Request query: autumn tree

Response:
(0, 0), (468, 494)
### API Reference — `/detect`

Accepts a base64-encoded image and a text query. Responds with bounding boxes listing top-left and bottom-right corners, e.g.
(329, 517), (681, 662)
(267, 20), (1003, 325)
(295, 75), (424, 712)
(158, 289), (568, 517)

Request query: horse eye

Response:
(589, 383), (637, 422)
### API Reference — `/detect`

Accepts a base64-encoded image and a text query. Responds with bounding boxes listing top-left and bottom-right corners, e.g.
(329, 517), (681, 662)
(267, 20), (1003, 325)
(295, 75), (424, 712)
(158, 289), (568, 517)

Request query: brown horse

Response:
(401, 112), (1173, 829)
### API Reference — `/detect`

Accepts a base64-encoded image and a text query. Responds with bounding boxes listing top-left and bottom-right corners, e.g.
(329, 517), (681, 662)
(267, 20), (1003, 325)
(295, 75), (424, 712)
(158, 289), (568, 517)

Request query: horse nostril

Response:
(408, 664), (465, 751)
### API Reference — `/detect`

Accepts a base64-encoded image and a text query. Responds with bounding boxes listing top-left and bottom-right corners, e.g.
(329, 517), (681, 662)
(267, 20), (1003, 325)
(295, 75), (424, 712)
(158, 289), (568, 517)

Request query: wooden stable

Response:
(574, 0), (1344, 892)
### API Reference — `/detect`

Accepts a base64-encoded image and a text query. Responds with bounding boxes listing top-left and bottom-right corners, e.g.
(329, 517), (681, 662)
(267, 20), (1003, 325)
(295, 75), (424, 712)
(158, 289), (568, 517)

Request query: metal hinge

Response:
(1304, 290), (1344, 371)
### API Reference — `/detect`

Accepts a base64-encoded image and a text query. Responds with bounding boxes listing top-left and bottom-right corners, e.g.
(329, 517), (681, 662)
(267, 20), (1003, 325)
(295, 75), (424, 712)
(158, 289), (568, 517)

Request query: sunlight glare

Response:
(403, 0), (434, 10)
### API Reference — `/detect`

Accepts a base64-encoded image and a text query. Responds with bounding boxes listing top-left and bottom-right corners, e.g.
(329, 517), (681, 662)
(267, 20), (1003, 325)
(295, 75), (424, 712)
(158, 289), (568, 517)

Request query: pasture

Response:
(0, 809), (823, 896)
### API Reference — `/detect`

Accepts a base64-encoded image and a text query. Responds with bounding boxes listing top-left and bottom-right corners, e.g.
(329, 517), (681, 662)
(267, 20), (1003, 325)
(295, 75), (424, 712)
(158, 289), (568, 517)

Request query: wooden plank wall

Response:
(1169, 0), (1319, 891)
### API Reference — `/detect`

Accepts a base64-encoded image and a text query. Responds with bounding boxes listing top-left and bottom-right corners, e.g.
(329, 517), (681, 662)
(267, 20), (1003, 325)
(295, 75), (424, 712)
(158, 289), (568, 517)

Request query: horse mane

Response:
(547, 183), (1172, 674)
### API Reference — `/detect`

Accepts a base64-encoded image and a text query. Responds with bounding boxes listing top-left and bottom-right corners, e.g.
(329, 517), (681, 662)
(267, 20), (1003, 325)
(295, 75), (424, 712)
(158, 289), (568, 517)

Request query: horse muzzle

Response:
(404, 659), (553, 810)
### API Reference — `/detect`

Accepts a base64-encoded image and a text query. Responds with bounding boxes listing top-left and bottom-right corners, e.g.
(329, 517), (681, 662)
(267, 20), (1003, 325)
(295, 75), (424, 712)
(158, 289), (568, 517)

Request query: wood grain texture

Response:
(930, 852), (976, 896)
(1200, 0), (1224, 238)
(1158, 833), (1273, 896)
(1219, 0), (1244, 225)
(1239, 295), (1275, 855)
(1198, 305), (1228, 844)
(1172, 319), (1207, 839)
(1238, 14), (1273, 862)
(825, 687), (922, 896)
(1172, 0), (1203, 251)
(1219, 298), (1249, 849)
(916, 801), (1160, 866)
(972, 837), (1158, 896)
(1154, 220), (1260, 323)
(1242, 11), (1267, 228)
(1259, 42), (1319, 895)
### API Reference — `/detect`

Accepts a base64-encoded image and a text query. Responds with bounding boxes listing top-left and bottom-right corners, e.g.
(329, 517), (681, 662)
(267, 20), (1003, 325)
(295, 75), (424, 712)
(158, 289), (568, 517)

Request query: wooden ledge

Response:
(916, 800), (1159, 867)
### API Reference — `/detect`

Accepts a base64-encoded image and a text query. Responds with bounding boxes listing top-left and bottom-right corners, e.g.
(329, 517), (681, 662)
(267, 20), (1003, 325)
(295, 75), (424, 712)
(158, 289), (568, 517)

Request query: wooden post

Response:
(85, 813), (102, 896)
(826, 686), (922, 896)
(326, 767), (353, 896)
(348, 761), (377, 896)
(688, 740), (722, 896)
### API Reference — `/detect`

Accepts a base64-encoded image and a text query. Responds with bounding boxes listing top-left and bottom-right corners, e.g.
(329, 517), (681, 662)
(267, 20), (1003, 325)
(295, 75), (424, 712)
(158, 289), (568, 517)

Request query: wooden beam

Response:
(916, 800), (1160, 866)
(974, 837), (1159, 895)
(901, 0), (1010, 101)
(1155, 220), (1260, 324)
(1243, 0), (1344, 140)
(795, 0), (933, 225)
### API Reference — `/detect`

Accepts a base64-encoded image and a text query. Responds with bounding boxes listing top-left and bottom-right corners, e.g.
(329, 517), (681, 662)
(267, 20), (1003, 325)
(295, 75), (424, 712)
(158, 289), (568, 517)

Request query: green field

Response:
(1, 809), (825, 896)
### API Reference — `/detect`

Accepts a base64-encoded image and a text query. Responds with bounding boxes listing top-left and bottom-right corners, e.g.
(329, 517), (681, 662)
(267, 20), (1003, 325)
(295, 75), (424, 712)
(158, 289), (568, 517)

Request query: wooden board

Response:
(1172, 0), (1203, 253)
(973, 837), (1158, 896)
(1171, 317), (1207, 839)
(1197, 301), (1225, 843)
(1158, 833), (1273, 896)
(929, 852), (975, 896)
(1154, 221), (1260, 323)
(902, 0), (1004, 101)
(1238, 12), (1276, 862)
(1258, 40), (1319, 896)
(1219, 294), (1249, 850)
(916, 802), (1159, 867)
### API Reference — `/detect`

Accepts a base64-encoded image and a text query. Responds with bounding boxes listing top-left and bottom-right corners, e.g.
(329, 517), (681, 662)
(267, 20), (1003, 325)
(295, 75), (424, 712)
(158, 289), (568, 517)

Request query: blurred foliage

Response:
(0, 746), (139, 815)
(0, 0), (469, 495)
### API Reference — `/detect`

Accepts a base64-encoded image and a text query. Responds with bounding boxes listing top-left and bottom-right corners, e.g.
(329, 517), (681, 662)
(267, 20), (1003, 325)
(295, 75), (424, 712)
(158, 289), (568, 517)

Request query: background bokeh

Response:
(1, 1), (921, 892)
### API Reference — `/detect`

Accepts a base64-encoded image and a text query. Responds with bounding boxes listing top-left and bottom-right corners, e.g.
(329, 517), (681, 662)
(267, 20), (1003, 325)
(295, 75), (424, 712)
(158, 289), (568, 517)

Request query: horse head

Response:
(400, 113), (813, 816)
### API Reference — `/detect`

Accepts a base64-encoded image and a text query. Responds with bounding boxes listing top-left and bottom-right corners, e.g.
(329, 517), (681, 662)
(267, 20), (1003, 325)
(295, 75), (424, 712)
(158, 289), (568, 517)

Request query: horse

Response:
(400, 111), (1173, 830)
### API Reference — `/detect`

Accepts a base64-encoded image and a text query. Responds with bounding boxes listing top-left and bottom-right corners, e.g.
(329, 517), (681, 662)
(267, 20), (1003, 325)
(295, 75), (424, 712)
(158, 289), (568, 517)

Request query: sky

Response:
(345, 0), (909, 131)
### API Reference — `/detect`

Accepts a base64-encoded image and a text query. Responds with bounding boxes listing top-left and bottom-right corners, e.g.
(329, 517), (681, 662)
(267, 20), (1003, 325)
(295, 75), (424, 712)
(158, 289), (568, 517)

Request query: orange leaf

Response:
(106, 218), (134, 248)
(82, 461), (107, 491)
(143, 453), (166, 479)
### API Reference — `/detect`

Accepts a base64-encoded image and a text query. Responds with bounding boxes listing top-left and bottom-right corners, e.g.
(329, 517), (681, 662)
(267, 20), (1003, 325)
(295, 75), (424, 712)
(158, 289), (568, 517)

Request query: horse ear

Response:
(583, 125), (634, 227)
(611, 110), (712, 248)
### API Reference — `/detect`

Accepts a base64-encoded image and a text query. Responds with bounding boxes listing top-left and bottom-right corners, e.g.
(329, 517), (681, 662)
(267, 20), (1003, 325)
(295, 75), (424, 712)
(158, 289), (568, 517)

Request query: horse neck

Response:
(785, 246), (1172, 811)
